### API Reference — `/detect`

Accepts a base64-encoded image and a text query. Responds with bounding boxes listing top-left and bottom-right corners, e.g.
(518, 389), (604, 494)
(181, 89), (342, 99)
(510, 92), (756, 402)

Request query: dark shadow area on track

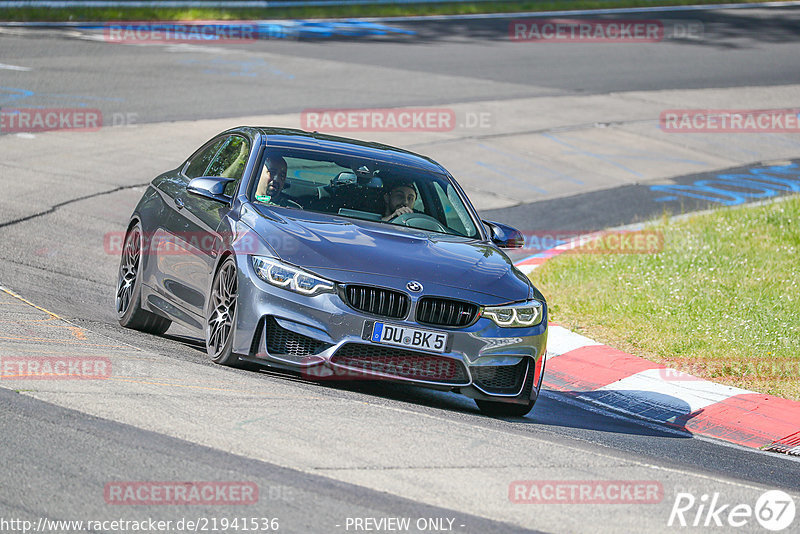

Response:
(292, 375), (689, 439)
(98, 317), (696, 442)
(159, 332), (207, 352)
(536, 389), (692, 438)
(574, 389), (696, 425)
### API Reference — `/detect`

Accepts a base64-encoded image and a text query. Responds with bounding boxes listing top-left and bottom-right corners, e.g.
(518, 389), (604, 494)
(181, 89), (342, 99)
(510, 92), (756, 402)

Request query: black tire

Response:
(116, 222), (172, 335)
(475, 398), (536, 417)
(205, 256), (240, 366)
(475, 355), (546, 417)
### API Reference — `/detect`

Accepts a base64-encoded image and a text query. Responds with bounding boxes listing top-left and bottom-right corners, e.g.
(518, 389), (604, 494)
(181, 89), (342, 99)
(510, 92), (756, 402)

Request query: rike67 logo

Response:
(668, 490), (795, 531)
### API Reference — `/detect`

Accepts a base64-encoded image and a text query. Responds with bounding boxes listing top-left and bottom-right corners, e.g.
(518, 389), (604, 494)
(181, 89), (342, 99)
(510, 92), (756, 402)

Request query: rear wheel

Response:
(206, 257), (240, 366)
(116, 222), (171, 335)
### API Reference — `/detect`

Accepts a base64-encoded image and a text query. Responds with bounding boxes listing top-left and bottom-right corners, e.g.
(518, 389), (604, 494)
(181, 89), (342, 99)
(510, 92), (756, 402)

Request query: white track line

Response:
(0, 62), (32, 71)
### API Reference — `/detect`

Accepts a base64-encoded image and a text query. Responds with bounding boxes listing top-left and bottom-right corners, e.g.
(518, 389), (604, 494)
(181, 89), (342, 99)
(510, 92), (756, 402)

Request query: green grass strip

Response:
(531, 195), (800, 401)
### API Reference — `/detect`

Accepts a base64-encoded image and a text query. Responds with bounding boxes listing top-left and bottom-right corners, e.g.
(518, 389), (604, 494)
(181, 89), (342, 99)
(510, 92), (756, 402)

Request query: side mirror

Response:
(187, 176), (235, 204)
(483, 220), (525, 249)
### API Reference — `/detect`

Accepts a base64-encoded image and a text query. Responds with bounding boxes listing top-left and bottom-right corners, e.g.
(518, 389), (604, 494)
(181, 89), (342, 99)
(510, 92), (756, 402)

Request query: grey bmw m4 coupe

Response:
(116, 127), (548, 416)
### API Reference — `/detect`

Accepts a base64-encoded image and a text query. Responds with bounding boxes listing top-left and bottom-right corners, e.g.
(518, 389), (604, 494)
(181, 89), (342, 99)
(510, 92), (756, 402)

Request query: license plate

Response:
(370, 322), (448, 353)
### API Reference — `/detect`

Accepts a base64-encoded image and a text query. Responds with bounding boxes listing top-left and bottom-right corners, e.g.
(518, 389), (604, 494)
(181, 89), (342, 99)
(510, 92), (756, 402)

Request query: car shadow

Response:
(289, 376), (693, 439)
(155, 331), (694, 440)
(529, 389), (694, 439)
(159, 332), (207, 353)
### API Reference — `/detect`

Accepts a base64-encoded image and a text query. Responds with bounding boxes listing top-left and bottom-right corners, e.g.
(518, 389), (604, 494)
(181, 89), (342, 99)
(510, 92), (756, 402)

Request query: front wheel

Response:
(475, 399), (536, 417)
(206, 257), (240, 366)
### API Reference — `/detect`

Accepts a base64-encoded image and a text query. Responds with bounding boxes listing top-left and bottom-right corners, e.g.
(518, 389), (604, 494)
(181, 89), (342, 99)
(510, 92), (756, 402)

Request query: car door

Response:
(156, 135), (251, 323)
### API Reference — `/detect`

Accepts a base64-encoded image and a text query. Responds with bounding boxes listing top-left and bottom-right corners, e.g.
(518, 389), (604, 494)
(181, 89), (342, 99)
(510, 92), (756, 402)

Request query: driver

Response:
(255, 156), (299, 208)
(381, 182), (417, 221)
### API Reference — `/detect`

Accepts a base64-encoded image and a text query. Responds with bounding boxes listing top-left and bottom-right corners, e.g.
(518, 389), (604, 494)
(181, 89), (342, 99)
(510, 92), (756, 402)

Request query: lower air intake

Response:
(471, 359), (528, 394)
(330, 343), (469, 384)
(265, 316), (329, 357)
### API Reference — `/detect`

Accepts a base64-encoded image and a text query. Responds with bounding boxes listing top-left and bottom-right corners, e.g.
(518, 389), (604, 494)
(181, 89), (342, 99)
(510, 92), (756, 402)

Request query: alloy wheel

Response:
(116, 227), (141, 316)
(207, 259), (238, 359)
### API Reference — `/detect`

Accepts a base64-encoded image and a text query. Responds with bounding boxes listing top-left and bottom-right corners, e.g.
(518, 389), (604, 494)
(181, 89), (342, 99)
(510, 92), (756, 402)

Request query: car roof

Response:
(233, 127), (447, 174)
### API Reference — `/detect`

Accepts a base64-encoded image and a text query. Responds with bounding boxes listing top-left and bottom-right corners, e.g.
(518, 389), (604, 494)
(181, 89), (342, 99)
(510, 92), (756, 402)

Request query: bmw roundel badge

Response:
(406, 281), (423, 292)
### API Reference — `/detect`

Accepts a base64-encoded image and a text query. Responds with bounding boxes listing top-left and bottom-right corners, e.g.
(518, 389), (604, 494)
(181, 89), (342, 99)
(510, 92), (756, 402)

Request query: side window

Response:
(184, 138), (226, 179)
(412, 185), (424, 212)
(206, 136), (251, 197)
(206, 136), (251, 180)
(432, 181), (476, 237)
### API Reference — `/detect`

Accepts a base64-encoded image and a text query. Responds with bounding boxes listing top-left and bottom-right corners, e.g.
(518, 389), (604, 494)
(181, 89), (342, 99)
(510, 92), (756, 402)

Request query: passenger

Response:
(381, 182), (417, 221)
(255, 156), (298, 208)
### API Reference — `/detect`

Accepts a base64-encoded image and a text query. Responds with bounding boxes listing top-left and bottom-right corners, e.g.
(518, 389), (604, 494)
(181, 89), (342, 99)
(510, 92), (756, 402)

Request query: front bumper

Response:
(232, 255), (547, 405)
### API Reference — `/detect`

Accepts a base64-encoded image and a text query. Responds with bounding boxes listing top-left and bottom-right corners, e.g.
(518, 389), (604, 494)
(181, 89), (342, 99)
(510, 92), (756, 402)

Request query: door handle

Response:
(175, 197), (185, 210)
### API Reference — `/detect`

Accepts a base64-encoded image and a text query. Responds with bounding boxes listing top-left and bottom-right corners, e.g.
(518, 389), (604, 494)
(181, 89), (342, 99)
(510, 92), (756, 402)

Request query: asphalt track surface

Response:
(2, 5), (800, 533)
(1, 7), (799, 121)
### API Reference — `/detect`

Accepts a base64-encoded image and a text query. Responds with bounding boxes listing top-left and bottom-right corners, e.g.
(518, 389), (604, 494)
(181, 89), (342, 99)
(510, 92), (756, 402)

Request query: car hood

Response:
(243, 205), (531, 303)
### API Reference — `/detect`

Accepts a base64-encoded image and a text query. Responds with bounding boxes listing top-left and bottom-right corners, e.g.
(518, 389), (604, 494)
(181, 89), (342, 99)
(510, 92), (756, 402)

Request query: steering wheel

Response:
(389, 212), (448, 233)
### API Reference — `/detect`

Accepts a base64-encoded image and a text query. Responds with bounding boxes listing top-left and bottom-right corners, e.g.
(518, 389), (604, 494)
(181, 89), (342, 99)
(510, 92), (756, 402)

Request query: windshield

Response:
(250, 147), (481, 238)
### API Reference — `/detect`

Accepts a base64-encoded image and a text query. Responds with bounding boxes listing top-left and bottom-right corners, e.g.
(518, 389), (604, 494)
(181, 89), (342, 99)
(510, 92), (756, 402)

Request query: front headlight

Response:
(482, 300), (544, 328)
(251, 256), (335, 296)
